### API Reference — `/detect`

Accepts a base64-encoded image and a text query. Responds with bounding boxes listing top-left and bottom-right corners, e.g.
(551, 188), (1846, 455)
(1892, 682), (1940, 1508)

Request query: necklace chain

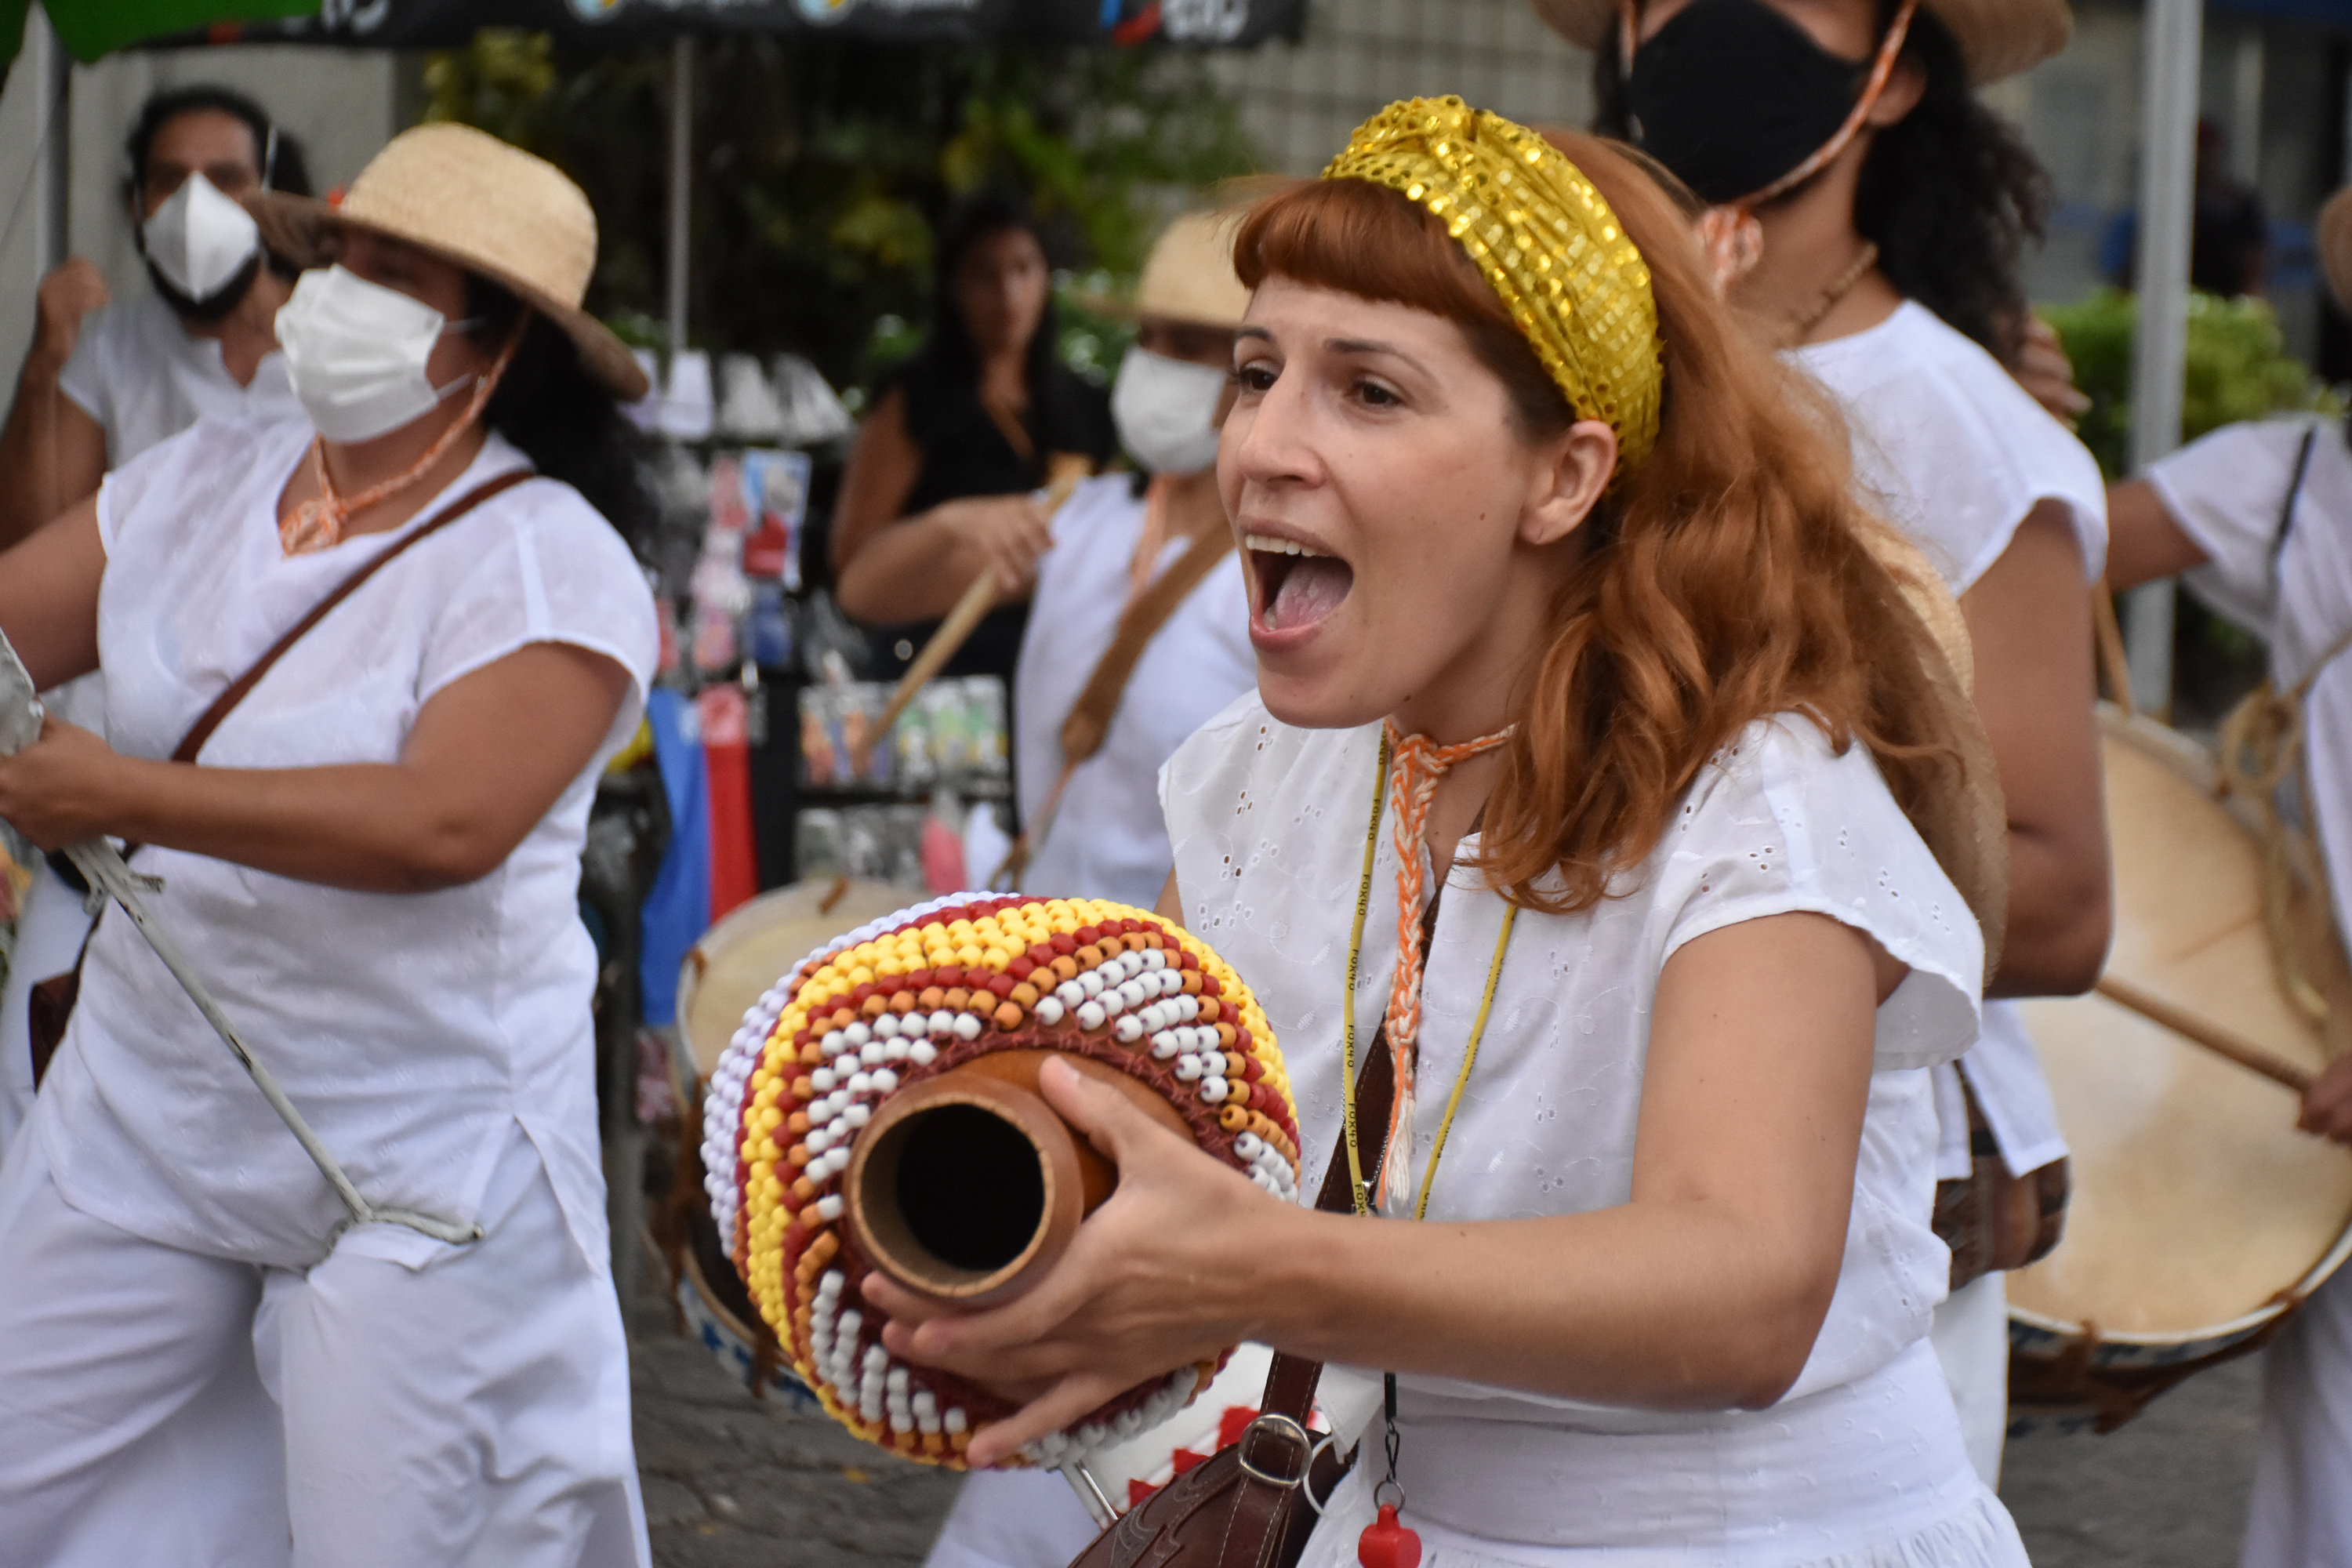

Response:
(1786, 240), (1881, 344)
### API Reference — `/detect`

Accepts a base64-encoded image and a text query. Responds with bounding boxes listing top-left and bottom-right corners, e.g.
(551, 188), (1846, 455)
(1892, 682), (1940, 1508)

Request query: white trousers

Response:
(927, 1470), (1100, 1568)
(0, 857), (95, 1158)
(1929, 1272), (2009, 1488)
(0, 1119), (650, 1568)
(2245, 1264), (2352, 1568)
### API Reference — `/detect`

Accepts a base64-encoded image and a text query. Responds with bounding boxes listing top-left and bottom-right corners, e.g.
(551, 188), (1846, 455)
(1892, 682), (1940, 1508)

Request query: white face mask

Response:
(275, 264), (476, 444)
(1111, 346), (1228, 476)
(142, 172), (261, 309)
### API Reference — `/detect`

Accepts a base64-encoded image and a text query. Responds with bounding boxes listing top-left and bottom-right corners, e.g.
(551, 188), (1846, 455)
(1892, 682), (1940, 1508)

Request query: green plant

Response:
(419, 31), (1261, 395)
(2043, 287), (2339, 478)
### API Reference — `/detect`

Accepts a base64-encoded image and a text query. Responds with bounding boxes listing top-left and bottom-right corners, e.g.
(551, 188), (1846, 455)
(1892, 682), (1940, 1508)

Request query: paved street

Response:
(627, 1257), (2269, 1568)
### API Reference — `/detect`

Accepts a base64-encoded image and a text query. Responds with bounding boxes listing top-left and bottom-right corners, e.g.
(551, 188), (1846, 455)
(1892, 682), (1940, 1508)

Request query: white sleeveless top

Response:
(37, 415), (655, 1273)
(1163, 696), (2025, 1564)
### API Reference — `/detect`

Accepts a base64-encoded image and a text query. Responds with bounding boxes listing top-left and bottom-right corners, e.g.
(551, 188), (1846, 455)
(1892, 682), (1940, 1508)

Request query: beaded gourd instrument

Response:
(701, 893), (1301, 1470)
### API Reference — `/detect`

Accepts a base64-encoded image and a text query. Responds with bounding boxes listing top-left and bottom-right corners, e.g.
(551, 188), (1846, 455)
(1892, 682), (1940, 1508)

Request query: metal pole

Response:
(32, 3), (69, 276)
(2124, 0), (2203, 716)
(666, 34), (693, 364)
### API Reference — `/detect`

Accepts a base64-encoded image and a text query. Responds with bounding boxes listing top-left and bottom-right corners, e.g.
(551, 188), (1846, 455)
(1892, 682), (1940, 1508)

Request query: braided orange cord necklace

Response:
(1372, 717), (1513, 1211)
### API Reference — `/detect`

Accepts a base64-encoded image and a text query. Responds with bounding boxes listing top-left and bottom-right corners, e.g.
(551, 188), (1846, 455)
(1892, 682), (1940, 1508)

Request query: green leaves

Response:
(2043, 287), (2340, 478)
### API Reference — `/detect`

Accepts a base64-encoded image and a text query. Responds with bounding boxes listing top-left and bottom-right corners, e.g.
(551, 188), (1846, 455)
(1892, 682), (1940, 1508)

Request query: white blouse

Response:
(1163, 696), (2025, 1565)
(1791, 301), (2111, 1181)
(36, 416), (655, 1275)
(2154, 416), (2352, 933)
(1013, 474), (1254, 909)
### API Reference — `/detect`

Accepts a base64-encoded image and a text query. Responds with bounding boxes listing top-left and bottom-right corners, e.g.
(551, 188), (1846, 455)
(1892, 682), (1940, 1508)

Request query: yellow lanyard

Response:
(1338, 733), (1518, 1221)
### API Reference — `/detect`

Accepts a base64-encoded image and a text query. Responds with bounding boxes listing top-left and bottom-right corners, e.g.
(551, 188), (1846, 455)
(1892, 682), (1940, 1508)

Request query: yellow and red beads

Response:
(700, 895), (1300, 1469)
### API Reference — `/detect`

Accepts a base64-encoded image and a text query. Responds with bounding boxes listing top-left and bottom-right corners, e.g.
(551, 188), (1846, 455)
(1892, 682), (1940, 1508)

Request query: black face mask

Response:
(1624, 0), (1869, 206)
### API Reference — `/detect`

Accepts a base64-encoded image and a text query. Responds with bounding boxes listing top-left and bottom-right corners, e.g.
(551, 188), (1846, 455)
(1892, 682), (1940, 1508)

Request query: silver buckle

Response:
(1236, 1413), (1314, 1487)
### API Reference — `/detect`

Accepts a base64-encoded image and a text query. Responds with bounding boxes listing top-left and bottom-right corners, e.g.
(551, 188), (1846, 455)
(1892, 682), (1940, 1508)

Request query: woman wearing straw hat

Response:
(841, 207), (1257, 916)
(2105, 185), (2352, 1568)
(1537, 0), (2114, 1483)
(0, 124), (656, 1566)
(862, 98), (2028, 1566)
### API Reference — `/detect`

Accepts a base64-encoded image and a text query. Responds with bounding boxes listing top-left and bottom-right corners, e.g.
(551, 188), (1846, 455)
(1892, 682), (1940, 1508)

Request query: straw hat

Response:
(1530, 0), (2071, 85)
(248, 122), (648, 401)
(2321, 187), (2352, 317)
(1078, 209), (1251, 329)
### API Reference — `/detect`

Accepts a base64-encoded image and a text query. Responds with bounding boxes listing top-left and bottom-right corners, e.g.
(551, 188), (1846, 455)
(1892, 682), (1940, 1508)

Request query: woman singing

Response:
(861, 101), (2024, 1565)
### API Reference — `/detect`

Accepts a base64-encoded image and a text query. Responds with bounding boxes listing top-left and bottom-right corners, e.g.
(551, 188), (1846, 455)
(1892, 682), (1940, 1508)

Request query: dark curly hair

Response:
(465, 274), (655, 551)
(1594, 1), (2050, 365)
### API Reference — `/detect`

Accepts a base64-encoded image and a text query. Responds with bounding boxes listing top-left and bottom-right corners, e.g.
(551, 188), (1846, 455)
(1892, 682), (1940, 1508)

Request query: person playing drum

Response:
(857, 100), (2029, 1566)
(1542, 0), (2114, 1483)
(2105, 180), (2352, 1568)
(0, 125), (657, 1566)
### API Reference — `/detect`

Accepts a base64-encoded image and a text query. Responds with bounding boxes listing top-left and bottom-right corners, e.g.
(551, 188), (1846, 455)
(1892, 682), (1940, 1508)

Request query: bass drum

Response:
(659, 877), (909, 1407)
(2009, 709), (2352, 1430)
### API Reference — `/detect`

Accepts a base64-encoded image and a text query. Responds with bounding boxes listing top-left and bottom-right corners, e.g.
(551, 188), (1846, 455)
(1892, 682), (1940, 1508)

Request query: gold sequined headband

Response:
(1322, 96), (1663, 472)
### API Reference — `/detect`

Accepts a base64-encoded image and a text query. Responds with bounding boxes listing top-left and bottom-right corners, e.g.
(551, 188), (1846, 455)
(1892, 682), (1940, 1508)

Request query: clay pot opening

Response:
(871, 1102), (1048, 1277)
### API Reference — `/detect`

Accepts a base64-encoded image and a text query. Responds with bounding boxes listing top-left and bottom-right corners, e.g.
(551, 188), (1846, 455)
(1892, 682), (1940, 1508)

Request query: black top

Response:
(863, 353), (1116, 687)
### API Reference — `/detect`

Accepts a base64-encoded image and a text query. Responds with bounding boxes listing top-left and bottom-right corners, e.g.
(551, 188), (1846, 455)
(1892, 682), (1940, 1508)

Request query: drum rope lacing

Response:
(2218, 617), (2352, 1027)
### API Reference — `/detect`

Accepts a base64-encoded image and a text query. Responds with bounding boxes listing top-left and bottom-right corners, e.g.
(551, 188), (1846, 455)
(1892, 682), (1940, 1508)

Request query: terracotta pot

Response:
(844, 1048), (1194, 1308)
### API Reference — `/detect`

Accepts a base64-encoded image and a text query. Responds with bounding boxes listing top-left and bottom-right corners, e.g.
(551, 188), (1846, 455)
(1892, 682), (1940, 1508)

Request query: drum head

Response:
(677, 878), (908, 1079)
(2009, 712), (2352, 1341)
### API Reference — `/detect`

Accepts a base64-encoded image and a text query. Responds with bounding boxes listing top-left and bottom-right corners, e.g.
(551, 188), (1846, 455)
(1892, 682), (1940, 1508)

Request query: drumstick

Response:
(852, 459), (1092, 775)
(2096, 975), (2315, 1094)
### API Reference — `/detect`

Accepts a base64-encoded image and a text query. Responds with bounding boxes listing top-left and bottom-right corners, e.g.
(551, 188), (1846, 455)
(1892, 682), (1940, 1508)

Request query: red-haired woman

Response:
(862, 101), (2026, 1565)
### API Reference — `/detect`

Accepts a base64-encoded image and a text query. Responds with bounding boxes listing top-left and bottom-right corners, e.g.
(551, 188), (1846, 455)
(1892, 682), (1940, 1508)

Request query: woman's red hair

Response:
(1231, 133), (1992, 923)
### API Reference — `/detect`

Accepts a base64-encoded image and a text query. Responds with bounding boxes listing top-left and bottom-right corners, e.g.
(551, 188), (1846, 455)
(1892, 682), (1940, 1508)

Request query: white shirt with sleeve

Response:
(1012, 474), (1253, 909)
(1160, 695), (2024, 1566)
(33, 414), (655, 1275)
(56, 291), (299, 467)
(1791, 300), (2110, 1184)
(0, 293), (302, 1156)
(2150, 415), (2352, 1568)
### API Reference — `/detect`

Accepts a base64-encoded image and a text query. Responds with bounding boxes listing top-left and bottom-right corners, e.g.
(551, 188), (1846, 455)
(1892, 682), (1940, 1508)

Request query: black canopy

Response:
(203, 0), (1305, 51)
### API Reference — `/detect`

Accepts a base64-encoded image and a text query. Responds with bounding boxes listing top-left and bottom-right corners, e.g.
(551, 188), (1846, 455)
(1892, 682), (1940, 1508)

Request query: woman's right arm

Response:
(2103, 478), (2210, 590)
(834, 492), (1054, 624)
(0, 496), (103, 689)
(829, 387), (923, 575)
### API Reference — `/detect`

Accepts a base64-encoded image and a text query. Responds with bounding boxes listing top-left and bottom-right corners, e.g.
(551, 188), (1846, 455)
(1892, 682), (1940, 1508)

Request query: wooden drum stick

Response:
(2096, 974), (2315, 1094)
(852, 458), (1091, 774)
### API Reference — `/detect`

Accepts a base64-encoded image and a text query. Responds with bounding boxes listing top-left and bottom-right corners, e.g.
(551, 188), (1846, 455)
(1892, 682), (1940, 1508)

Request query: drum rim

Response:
(2009, 1205), (2352, 1350)
(674, 877), (908, 1069)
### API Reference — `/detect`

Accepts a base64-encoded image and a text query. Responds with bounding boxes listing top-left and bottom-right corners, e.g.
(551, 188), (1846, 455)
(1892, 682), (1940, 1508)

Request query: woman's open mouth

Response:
(1245, 532), (1353, 636)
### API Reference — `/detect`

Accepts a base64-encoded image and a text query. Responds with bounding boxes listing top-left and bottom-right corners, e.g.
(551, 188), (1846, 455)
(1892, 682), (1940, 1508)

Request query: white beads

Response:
(845, 1022), (873, 1048)
(871, 1068), (899, 1093)
(822, 1029), (847, 1054)
(1149, 1030), (1181, 1059)
(1174, 1054), (1204, 1082)
(1114, 1015), (1145, 1044)
(908, 1040), (939, 1066)
(1057, 980), (1087, 1007)
(953, 1013), (984, 1042)
(860, 1039), (887, 1066)
(811, 1067), (837, 1092)
(1200, 1075), (1229, 1103)
(945, 1407), (969, 1435)
(1077, 1000), (1107, 1032)
(848, 1072), (874, 1095)
(1035, 996), (1066, 1026)
(1235, 1132), (1265, 1159)
(843, 1102), (872, 1128)
(1117, 978), (1149, 1009)
(1077, 970), (1105, 999)
(874, 1013), (902, 1040)
(928, 1009), (956, 1037)
(1142, 949), (1168, 971)
(815, 1194), (845, 1221)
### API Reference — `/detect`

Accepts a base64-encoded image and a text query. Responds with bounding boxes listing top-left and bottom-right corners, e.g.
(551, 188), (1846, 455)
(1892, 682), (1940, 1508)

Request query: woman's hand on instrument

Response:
(860, 1054), (1285, 1468)
(935, 493), (1054, 596)
(0, 713), (123, 848)
(2299, 1053), (2352, 1145)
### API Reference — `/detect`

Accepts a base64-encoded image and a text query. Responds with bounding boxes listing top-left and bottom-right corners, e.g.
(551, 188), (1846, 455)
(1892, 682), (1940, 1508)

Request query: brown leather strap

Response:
(171, 468), (535, 765)
(1058, 524), (1237, 766)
